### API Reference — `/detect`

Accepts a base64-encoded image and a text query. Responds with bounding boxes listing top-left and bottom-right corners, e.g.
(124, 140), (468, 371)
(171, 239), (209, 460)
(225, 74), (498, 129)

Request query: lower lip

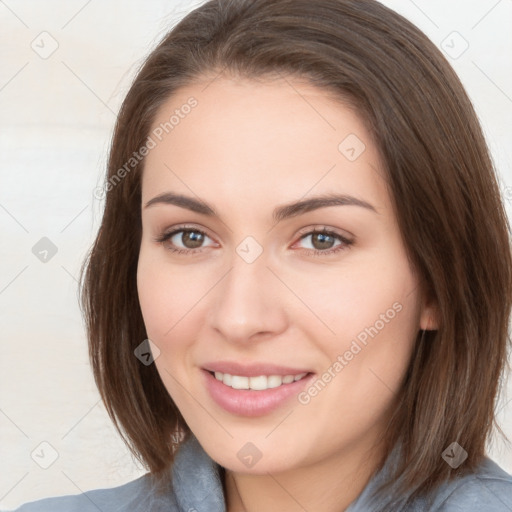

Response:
(202, 369), (314, 417)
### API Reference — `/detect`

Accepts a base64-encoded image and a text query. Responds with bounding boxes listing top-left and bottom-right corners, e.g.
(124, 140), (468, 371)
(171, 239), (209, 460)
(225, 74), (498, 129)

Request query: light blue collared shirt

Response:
(6, 434), (512, 511)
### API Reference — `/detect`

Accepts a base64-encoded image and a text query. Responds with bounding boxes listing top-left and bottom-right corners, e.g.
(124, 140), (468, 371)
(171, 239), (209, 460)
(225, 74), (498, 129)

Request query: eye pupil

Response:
(183, 230), (204, 248)
(312, 232), (335, 250)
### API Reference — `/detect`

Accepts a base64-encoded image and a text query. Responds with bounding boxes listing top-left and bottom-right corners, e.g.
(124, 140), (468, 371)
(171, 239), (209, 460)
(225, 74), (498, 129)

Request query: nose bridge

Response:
(208, 245), (287, 342)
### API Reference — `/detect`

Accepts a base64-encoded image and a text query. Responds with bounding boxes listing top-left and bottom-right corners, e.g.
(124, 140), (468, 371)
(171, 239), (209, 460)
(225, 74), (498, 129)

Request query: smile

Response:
(212, 371), (309, 390)
(203, 369), (315, 416)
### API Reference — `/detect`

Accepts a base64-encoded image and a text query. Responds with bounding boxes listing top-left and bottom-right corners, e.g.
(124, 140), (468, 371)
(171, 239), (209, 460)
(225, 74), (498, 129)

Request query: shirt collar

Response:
(171, 433), (406, 512)
(172, 433), (227, 512)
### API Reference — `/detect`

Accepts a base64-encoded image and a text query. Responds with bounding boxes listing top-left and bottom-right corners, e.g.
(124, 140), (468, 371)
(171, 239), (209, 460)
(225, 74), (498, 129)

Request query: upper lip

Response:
(202, 361), (313, 377)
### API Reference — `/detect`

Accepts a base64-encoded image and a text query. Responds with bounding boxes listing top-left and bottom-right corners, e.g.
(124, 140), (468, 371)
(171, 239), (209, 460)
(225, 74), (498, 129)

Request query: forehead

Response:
(141, 76), (389, 214)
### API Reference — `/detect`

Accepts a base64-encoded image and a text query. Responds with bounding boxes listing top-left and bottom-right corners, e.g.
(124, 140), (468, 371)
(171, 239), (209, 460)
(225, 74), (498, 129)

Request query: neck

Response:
(223, 439), (387, 512)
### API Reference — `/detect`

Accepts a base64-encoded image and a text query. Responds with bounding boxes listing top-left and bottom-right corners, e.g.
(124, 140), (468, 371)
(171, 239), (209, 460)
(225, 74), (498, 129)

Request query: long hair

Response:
(80, 0), (512, 505)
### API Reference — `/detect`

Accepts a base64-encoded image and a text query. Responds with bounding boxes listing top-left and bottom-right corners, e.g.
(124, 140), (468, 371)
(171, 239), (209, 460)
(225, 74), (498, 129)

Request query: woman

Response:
(10, 0), (512, 510)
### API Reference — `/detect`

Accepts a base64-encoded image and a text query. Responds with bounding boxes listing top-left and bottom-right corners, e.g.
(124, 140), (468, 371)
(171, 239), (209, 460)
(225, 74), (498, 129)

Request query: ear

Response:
(419, 293), (440, 331)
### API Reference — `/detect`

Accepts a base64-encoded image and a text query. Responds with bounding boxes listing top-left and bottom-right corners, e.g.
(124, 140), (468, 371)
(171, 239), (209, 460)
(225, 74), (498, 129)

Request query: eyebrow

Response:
(144, 191), (378, 222)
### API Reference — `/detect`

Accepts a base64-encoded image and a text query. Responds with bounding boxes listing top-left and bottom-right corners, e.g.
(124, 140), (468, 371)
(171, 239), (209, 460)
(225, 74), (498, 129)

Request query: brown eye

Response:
(156, 227), (215, 253)
(296, 229), (353, 256)
(176, 230), (205, 249)
(309, 232), (337, 250)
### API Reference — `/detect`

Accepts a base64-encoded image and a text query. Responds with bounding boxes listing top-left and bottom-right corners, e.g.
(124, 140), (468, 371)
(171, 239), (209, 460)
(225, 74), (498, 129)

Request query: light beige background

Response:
(1, 0), (511, 509)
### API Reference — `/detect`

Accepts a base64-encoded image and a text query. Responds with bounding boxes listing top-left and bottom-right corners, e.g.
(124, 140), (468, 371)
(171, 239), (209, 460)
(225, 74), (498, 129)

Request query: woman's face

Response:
(137, 76), (434, 474)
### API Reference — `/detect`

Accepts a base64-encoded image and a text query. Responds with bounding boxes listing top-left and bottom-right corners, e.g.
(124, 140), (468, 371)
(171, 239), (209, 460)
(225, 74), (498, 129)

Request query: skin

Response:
(137, 75), (438, 512)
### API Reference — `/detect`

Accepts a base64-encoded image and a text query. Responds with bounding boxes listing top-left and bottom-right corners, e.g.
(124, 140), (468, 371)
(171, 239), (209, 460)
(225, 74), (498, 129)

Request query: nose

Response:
(207, 250), (289, 344)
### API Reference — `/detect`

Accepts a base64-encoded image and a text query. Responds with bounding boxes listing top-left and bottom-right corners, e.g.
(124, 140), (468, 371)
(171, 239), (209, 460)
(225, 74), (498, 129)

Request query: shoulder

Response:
(6, 434), (227, 512)
(4, 473), (178, 512)
(429, 457), (512, 511)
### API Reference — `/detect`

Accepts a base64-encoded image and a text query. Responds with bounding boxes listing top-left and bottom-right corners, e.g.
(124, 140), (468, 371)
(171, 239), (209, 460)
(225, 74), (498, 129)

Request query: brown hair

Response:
(80, 0), (512, 506)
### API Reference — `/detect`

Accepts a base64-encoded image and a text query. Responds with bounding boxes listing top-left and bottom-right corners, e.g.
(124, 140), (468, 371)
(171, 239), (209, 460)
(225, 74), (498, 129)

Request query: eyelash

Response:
(154, 224), (354, 257)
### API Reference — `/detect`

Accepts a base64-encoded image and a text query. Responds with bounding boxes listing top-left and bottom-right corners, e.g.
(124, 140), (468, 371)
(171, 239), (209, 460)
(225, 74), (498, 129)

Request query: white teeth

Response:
(212, 371), (308, 390)
(231, 375), (249, 389)
(267, 375), (282, 388)
(249, 375), (267, 390)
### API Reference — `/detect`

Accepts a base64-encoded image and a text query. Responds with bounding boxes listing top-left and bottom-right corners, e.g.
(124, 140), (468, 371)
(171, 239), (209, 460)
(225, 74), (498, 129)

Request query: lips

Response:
(201, 361), (315, 416)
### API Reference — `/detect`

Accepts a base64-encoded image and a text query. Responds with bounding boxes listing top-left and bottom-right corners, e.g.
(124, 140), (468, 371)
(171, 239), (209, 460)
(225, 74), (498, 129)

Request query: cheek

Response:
(295, 292), (418, 448)
(294, 250), (420, 398)
(136, 247), (204, 341)
(136, 258), (169, 340)
(286, 255), (418, 347)
(301, 274), (419, 417)
(137, 252), (200, 401)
